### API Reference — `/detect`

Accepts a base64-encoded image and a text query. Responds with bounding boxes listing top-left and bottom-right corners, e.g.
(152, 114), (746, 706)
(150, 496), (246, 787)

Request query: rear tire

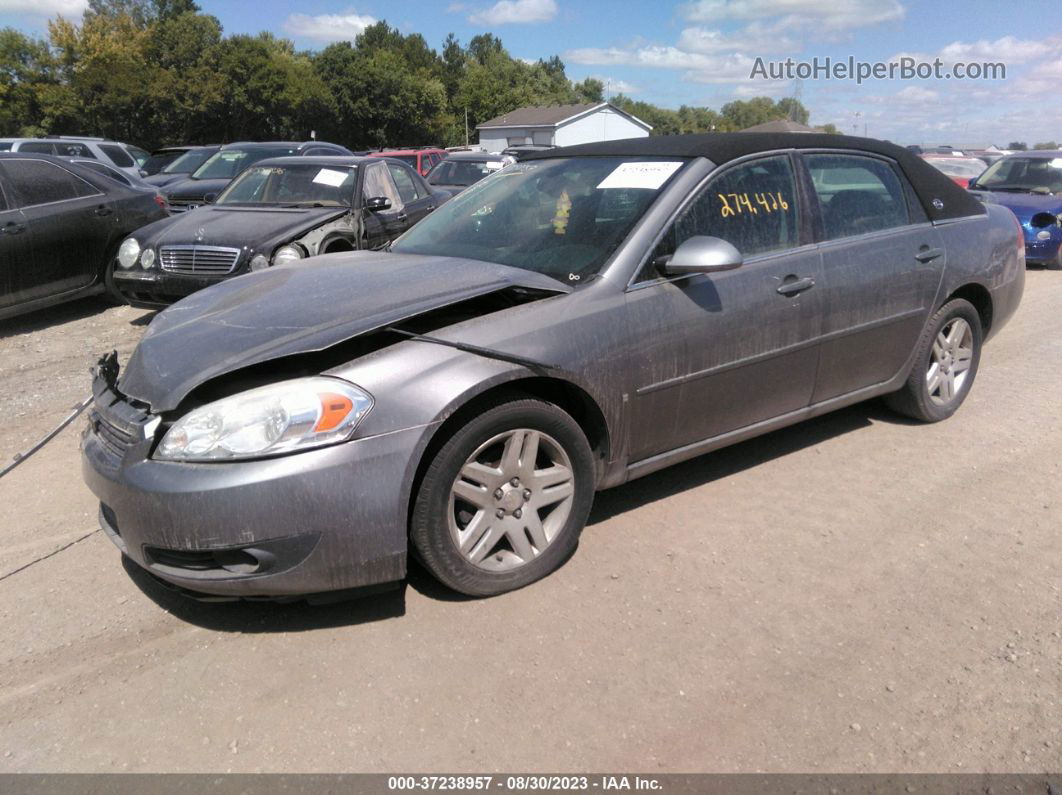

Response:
(410, 397), (595, 596)
(884, 298), (982, 422)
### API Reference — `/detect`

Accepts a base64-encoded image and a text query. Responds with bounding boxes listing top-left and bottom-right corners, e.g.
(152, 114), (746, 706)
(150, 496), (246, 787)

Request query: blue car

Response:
(969, 151), (1062, 269)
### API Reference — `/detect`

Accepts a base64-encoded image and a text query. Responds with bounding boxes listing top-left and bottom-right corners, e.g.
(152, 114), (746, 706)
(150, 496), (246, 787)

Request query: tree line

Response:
(0, 0), (829, 151)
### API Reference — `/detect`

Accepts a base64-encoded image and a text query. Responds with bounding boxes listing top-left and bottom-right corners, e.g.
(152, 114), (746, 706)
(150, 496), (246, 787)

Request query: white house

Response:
(476, 102), (652, 152)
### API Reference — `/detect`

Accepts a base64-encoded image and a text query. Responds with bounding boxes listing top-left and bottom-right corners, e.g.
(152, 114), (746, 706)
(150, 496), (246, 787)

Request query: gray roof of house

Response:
(476, 103), (605, 129)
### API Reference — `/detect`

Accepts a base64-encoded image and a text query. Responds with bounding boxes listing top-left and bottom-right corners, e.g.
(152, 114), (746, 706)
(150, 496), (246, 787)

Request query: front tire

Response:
(410, 397), (595, 596)
(884, 298), (982, 422)
(102, 258), (128, 305)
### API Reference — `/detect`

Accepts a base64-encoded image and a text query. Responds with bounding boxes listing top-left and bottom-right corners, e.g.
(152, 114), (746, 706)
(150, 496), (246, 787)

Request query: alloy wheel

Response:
(926, 317), (974, 406)
(448, 428), (575, 572)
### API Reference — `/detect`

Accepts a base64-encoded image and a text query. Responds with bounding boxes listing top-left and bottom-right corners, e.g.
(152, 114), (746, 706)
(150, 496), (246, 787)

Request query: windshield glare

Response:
(192, 147), (297, 180)
(392, 156), (686, 282)
(429, 159), (505, 186)
(163, 148), (215, 174)
(216, 164), (357, 206)
(975, 156), (1062, 192)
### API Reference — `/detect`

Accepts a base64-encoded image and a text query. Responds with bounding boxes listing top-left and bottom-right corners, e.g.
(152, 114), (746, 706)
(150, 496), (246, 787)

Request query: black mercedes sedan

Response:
(0, 152), (168, 321)
(163, 141), (351, 213)
(82, 133), (1024, 601)
(110, 155), (448, 307)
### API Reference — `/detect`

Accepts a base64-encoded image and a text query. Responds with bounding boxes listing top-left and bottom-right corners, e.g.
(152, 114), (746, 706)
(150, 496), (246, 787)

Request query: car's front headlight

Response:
(117, 238), (141, 268)
(155, 377), (373, 462)
(273, 245), (304, 266)
(249, 253), (269, 271)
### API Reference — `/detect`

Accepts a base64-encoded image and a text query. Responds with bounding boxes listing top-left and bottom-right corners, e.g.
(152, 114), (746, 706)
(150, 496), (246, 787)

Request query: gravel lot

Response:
(0, 273), (1060, 773)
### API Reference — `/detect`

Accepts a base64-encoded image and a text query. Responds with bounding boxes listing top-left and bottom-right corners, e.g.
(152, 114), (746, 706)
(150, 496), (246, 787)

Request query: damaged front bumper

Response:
(111, 268), (239, 308)
(80, 378), (421, 599)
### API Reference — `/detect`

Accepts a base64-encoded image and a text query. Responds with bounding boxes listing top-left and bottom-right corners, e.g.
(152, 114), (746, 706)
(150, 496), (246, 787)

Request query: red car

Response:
(920, 155), (987, 190)
(369, 148), (447, 177)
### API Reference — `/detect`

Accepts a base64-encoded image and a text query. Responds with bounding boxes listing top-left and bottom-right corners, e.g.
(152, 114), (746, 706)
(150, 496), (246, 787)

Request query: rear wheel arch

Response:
(946, 282), (993, 336)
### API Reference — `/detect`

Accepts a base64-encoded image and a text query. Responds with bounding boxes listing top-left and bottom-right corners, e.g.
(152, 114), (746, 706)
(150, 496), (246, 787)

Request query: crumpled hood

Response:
(969, 190), (1062, 221)
(119, 252), (570, 412)
(141, 205), (348, 251)
(164, 178), (232, 203)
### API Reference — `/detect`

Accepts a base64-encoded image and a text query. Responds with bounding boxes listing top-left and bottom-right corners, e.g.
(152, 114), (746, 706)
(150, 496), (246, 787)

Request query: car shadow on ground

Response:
(122, 555), (407, 632)
(132, 399), (910, 628)
(0, 295), (155, 338)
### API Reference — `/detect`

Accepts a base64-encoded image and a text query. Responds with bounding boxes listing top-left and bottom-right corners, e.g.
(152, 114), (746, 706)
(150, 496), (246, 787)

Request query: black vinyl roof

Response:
(525, 132), (985, 221)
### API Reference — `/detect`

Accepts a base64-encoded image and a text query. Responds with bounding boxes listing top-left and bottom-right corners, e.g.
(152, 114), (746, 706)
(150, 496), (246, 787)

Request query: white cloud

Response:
(446, 2), (467, 11)
(468, 0), (557, 25)
(681, 0), (904, 31)
(0, 0), (85, 15)
(676, 21), (799, 55)
(892, 85), (938, 103)
(566, 45), (758, 85)
(282, 10), (377, 42)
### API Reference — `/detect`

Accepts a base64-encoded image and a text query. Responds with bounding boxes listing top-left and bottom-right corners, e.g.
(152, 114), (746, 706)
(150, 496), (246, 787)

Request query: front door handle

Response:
(2, 221), (26, 235)
(396, 213), (408, 223)
(915, 246), (943, 263)
(94, 205), (113, 217)
(777, 276), (816, 296)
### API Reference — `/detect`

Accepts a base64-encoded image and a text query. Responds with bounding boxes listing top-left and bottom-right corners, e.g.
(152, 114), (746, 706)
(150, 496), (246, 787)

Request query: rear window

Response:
(0, 142), (11, 151)
(99, 144), (135, 168)
(192, 147), (298, 180)
(55, 142), (97, 158)
(383, 154), (418, 167)
(2, 159), (101, 206)
(806, 154), (910, 239)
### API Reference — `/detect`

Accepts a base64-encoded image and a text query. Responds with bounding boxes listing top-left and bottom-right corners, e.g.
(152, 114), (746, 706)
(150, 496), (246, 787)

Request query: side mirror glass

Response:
(365, 196), (391, 212)
(661, 235), (743, 275)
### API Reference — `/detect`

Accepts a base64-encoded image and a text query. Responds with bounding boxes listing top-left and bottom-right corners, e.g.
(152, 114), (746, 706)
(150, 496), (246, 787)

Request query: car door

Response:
(360, 161), (407, 248)
(386, 161), (436, 226)
(0, 158), (115, 300)
(625, 153), (825, 461)
(0, 175), (35, 312)
(801, 152), (943, 403)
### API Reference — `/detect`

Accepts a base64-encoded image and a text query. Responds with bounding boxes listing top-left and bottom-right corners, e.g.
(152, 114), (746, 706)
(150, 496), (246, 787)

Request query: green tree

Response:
(1007, 141), (1028, 151)
(1032, 141), (1059, 150)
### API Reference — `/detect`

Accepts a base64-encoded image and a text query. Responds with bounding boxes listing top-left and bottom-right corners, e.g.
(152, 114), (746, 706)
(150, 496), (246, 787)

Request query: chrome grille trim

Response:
(158, 244), (241, 275)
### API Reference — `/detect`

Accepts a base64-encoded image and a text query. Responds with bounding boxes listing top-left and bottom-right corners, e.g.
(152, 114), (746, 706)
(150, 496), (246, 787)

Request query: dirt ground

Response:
(0, 272), (1060, 774)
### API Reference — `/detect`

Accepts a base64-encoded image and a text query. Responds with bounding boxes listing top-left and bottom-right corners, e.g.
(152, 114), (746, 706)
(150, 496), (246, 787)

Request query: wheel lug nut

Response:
(494, 489), (504, 500)
(510, 477), (520, 487)
(523, 489), (531, 500)
(513, 509), (522, 519)
(495, 509), (505, 519)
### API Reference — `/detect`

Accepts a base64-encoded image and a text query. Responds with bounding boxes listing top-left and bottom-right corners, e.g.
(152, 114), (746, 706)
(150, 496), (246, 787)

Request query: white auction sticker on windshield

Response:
(313, 168), (349, 187)
(1050, 158), (1062, 169)
(597, 161), (683, 190)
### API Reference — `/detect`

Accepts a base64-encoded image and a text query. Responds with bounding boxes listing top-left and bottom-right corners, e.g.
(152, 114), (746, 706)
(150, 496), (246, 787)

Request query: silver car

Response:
(81, 133), (1024, 600)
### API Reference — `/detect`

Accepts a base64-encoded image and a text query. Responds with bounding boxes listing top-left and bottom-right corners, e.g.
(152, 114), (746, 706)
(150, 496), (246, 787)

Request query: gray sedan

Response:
(81, 133), (1024, 600)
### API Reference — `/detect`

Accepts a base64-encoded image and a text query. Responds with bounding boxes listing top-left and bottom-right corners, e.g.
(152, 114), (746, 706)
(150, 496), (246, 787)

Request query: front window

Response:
(392, 156), (687, 282)
(192, 147), (298, 180)
(973, 156), (1062, 195)
(215, 164), (357, 207)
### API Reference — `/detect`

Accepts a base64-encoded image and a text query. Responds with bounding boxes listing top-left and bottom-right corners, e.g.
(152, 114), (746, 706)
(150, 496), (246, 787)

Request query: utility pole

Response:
(464, 107), (469, 147)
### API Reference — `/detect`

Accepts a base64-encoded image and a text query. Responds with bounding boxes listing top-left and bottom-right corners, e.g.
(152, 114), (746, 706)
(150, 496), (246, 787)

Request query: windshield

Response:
(162, 148), (215, 174)
(381, 154), (418, 167)
(924, 158), (986, 179)
(429, 159), (506, 187)
(392, 156), (687, 282)
(974, 156), (1062, 193)
(192, 147), (297, 180)
(216, 163), (357, 206)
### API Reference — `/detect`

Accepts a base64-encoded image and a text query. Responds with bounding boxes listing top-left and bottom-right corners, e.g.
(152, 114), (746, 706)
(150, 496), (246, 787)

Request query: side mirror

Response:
(204, 193), (218, 204)
(365, 196), (391, 212)
(661, 235), (743, 276)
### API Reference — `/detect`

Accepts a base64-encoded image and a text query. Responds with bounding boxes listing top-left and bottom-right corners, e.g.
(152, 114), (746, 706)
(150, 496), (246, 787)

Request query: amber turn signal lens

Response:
(314, 393), (355, 432)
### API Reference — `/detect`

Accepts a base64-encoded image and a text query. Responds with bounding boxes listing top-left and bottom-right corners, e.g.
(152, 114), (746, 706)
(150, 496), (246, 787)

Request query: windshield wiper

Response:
(384, 326), (553, 372)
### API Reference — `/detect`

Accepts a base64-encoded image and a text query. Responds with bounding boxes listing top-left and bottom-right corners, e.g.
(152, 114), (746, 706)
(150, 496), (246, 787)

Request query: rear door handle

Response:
(94, 205), (113, 217)
(915, 247), (943, 263)
(2, 221), (26, 235)
(777, 276), (816, 296)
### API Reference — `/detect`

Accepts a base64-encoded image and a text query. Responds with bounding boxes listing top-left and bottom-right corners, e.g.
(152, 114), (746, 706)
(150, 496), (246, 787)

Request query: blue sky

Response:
(2, 0), (1061, 145)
